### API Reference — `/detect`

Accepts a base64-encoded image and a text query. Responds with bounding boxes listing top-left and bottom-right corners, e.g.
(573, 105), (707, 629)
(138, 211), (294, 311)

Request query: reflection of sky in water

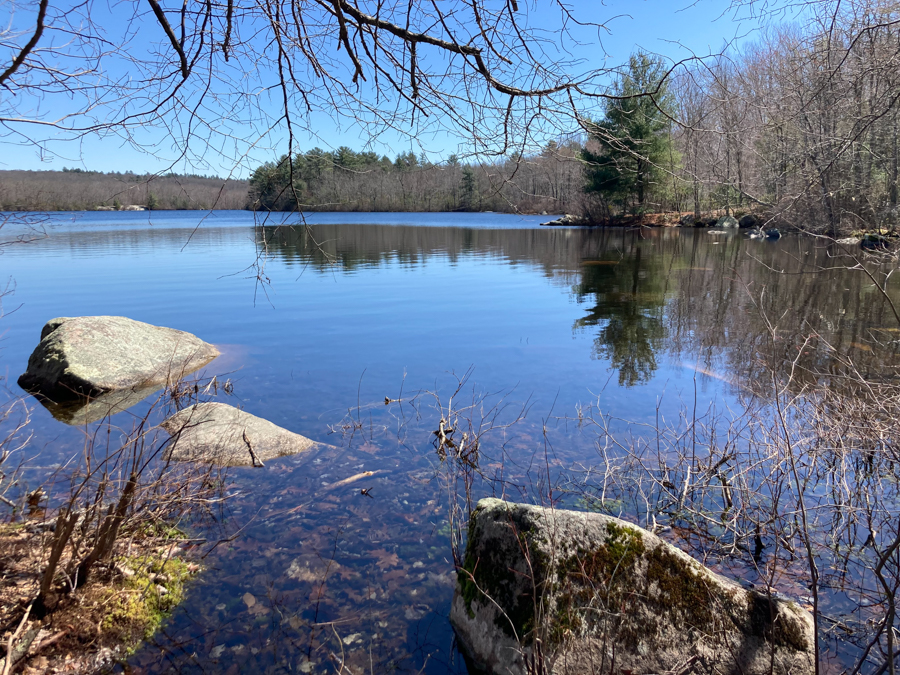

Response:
(3, 211), (898, 673)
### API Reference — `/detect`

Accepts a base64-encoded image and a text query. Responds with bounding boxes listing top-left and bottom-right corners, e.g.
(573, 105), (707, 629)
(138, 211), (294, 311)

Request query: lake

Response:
(2, 210), (898, 673)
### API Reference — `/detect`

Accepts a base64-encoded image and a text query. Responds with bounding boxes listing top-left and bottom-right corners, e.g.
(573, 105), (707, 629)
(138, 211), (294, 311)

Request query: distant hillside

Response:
(0, 170), (249, 211)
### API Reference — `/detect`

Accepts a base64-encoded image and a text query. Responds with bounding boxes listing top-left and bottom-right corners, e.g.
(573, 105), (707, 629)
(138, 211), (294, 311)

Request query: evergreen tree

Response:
(582, 51), (674, 213)
(460, 167), (477, 210)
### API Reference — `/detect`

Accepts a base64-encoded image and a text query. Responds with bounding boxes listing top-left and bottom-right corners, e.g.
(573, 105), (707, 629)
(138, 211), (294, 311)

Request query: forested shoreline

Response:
(245, 144), (584, 215)
(4, 1), (900, 235)
(248, 1), (900, 235)
(0, 170), (248, 212)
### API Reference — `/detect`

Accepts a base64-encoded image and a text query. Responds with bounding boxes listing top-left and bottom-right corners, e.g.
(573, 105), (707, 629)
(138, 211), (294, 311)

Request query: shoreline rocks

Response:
(162, 402), (331, 466)
(18, 316), (219, 401)
(540, 214), (589, 227)
(452, 498), (815, 675)
(717, 214), (740, 229)
(739, 214), (760, 228)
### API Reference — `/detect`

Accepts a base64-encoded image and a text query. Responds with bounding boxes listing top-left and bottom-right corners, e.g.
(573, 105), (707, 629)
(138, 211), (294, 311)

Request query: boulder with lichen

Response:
(451, 498), (815, 675)
(18, 316), (219, 401)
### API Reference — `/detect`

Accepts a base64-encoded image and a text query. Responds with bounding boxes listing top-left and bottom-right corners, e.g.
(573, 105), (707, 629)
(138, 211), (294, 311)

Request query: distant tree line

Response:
(247, 145), (585, 214)
(61, 167), (226, 181)
(248, 0), (900, 234)
(0, 170), (248, 211)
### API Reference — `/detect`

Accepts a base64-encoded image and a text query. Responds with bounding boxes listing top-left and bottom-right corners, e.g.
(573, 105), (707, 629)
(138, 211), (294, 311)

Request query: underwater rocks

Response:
(452, 498), (815, 675)
(38, 384), (163, 426)
(18, 316), (219, 401)
(162, 402), (329, 467)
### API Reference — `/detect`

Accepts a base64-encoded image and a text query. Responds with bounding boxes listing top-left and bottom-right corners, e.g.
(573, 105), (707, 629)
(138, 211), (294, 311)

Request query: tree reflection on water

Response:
(572, 242), (668, 387)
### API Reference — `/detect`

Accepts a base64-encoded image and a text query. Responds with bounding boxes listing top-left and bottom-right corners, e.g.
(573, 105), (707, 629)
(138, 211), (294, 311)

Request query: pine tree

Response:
(582, 52), (674, 214)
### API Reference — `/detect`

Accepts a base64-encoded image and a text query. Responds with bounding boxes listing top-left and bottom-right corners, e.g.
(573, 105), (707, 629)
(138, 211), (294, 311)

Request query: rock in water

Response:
(18, 316), (219, 400)
(162, 402), (329, 466)
(540, 214), (589, 227)
(452, 498), (815, 675)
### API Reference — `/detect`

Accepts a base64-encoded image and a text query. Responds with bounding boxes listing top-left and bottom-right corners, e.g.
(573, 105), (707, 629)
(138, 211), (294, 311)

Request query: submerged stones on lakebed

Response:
(18, 316), (219, 408)
(161, 402), (332, 467)
(453, 498), (815, 675)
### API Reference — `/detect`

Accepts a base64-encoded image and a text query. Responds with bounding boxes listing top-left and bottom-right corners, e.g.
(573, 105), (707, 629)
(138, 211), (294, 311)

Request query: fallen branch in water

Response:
(324, 470), (385, 490)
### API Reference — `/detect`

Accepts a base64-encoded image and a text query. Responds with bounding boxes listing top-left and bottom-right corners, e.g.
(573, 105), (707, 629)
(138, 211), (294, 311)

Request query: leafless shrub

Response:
(0, 396), (31, 513)
(0, 378), (230, 626)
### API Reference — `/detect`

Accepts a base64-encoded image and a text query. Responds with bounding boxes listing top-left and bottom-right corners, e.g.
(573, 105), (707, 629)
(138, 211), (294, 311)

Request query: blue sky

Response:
(0, 0), (766, 178)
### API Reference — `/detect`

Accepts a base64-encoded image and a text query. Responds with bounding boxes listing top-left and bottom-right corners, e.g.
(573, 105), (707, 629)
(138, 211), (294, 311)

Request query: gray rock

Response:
(451, 498), (815, 675)
(739, 214), (760, 228)
(162, 402), (330, 466)
(121, 204), (146, 211)
(835, 237), (862, 246)
(717, 215), (740, 229)
(541, 214), (589, 227)
(18, 316), (219, 400)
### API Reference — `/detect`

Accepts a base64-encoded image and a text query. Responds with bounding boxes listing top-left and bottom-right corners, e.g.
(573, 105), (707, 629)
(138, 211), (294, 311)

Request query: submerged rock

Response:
(18, 316), (219, 401)
(747, 228), (766, 240)
(451, 498), (815, 675)
(38, 384), (161, 426)
(162, 402), (330, 466)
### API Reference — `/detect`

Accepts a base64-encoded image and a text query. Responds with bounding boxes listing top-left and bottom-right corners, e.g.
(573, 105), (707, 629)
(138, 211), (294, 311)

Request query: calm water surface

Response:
(2, 211), (897, 673)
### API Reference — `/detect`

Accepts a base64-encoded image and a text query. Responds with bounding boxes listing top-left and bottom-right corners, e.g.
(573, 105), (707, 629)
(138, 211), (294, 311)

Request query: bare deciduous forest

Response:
(0, 170), (248, 211)
(668, 1), (900, 234)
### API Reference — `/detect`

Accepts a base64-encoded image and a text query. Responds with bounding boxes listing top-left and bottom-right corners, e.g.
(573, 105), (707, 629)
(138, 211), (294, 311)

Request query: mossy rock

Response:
(451, 499), (815, 675)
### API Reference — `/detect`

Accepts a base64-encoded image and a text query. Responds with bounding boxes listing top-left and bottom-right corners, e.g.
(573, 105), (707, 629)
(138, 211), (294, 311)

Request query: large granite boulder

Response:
(717, 215), (740, 229)
(452, 499), (815, 675)
(18, 316), (219, 401)
(162, 402), (330, 466)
